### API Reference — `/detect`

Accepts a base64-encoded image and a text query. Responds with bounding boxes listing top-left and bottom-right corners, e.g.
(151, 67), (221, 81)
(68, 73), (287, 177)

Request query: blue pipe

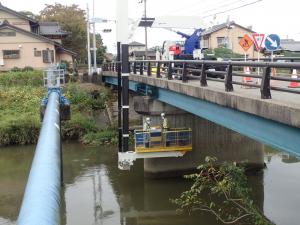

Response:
(17, 91), (61, 225)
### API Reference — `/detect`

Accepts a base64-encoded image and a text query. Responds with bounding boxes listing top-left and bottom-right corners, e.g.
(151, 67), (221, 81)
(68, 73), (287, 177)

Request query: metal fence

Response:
(103, 59), (300, 99)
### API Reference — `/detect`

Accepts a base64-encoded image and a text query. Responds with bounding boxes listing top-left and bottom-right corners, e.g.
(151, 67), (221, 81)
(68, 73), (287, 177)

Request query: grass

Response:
(0, 71), (117, 146)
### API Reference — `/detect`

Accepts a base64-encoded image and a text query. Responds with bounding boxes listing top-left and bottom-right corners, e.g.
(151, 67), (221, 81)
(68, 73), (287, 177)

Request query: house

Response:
(129, 41), (146, 53)
(201, 21), (257, 57)
(0, 3), (76, 71)
(281, 39), (300, 52)
(129, 41), (156, 60)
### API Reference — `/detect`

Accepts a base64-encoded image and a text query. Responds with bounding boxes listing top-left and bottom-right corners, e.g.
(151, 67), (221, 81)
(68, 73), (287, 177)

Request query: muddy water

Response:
(0, 143), (299, 225)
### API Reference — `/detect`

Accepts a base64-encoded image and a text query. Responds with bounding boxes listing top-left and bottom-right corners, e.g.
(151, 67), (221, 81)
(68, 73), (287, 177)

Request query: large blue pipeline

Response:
(17, 91), (61, 225)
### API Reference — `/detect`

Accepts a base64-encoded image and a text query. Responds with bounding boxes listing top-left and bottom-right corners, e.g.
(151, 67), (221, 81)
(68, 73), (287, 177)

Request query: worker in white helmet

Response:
(161, 113), (168, 131)
(160, 113), (169, 147)
(143, 117), (151, 148)
(143, 117), (151, 131)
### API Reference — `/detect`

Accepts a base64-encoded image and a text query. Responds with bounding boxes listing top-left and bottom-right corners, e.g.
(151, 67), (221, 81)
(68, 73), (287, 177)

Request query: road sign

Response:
(252, 33), (265, 50)
(239, 34), (253, 51)
(265, 34), (280, 51)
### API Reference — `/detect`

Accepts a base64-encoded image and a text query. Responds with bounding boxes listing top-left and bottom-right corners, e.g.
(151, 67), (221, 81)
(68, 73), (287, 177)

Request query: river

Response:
(0, 143), (299, 225)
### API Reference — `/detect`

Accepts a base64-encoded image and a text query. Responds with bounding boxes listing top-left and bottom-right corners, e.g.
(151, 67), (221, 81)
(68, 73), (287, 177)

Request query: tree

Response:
(19, 11), (38, 20)
(172, 157), (275, 225)
(39, 3), (89, 62)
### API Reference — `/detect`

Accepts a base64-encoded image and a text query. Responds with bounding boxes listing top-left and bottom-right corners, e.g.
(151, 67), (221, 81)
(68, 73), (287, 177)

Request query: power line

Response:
(181, 0), (249, 16)
(200, 0), (263, 19)
(195, 0), (244, 15)
(163, 0), (213, 15)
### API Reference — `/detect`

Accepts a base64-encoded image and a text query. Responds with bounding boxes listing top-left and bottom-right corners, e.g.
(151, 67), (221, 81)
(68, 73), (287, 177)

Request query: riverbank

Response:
(0, 71), (117, 146)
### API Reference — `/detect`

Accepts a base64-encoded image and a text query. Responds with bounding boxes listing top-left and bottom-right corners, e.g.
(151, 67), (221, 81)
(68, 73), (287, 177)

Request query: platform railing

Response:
(134, 128), (192, 151)
(103, 59), (300, 99)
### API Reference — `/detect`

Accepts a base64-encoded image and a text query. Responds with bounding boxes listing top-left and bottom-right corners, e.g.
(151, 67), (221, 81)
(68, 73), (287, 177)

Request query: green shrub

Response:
(61, 113), (98, 140)
(0, 117), (40, 146)
(11, 67), (21, 72)
(81, 129), (117, 145)
(22, 66), (34, 72)
(66, 84), (107, 111)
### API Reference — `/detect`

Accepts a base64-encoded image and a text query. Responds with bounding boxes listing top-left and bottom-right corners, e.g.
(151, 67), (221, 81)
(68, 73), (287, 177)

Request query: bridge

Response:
(102, 59), (300, 159)
(13, 0), (300, 223)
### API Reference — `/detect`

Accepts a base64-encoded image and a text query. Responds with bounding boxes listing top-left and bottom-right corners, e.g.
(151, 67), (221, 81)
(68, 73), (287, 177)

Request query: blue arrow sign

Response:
(265, 34), (281, 51)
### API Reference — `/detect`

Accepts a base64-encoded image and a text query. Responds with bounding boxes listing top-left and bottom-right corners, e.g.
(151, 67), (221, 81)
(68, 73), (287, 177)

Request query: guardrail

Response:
(103, 59), (300, 99)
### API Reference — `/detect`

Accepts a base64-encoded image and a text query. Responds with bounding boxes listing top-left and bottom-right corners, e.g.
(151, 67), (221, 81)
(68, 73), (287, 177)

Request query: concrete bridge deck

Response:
(103, 71), (300, 128)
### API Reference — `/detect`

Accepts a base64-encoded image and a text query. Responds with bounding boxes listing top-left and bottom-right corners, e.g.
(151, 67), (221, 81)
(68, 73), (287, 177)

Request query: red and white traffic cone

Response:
(288, 69), (300, 88)
(241, 67), (253, 88)
(243, 66), (252, 83)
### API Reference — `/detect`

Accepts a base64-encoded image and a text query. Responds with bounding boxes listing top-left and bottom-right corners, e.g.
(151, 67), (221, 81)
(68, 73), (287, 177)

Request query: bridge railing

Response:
(102, 59), (300, 99)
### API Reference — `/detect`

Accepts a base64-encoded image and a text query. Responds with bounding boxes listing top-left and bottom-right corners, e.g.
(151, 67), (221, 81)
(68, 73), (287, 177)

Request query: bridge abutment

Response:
(133, 96), (264, 178)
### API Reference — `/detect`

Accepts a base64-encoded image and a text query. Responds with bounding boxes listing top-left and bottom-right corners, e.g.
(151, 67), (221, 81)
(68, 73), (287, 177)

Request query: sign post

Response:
(252, 33), (265, 82)
(265, 34), (281, 75)
(239, 34), (254, 62)
(239, 34), (254, 86)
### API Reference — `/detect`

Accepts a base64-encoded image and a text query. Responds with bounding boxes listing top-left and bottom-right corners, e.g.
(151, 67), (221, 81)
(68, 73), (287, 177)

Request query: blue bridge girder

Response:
(104, 75), (300, 158)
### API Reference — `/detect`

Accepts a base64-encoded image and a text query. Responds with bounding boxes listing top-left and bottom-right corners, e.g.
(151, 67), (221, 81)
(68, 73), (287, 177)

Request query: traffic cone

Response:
(243, 66), (252, 82)
(288, 69), (300, 88)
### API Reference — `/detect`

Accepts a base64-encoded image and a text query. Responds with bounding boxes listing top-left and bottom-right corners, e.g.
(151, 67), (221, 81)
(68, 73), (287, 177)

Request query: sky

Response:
(1, 0), (300, 53)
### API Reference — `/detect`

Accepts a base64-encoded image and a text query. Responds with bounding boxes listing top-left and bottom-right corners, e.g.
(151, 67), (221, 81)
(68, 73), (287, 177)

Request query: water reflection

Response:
(0, 143), (299, 225)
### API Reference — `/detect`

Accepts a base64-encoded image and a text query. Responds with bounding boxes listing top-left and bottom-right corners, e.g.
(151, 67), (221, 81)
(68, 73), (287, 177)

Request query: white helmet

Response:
(161, 113), (165, 117)
(146, 117), (151, 122)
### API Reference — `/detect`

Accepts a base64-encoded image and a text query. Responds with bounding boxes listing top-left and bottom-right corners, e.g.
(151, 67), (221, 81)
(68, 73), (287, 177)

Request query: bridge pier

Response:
(134, 96), (264, 178)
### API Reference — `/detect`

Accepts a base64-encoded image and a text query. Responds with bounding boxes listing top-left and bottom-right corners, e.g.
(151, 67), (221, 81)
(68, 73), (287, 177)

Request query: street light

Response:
(138, 0), (148, 59)
(86, 3), (115, 75)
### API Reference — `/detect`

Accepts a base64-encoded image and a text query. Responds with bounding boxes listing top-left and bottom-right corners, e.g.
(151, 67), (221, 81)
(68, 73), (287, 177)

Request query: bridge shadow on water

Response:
(0, 142), (299, 225)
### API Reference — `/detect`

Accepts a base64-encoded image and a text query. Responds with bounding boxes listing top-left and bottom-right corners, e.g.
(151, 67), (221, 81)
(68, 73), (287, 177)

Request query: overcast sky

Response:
(1, 0), (300, 53)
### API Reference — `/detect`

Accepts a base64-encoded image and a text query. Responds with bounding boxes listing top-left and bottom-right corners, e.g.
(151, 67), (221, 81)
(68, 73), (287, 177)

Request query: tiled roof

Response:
(39, 22), (69, 36)
(0, 21), (55, 44)
(129, 41), (145, 46)
(0, 21), (76, 56)
(0, 3), (38, 23)
(202, 21), (255, 36)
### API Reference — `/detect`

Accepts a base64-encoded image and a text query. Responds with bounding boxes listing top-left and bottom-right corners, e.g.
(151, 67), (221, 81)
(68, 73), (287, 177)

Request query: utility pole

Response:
(92, 0), (97, 73)
(86, 4), (91, 75)
(117, 0), (129, 154)
(144, 0), (148, 59)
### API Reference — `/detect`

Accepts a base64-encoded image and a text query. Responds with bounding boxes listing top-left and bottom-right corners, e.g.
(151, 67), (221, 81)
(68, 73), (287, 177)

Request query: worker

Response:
(161, 113), (169, 131)
(160, 113), (169, 147)
(143, 117), (151, 148)
(143, 117), (151, 131)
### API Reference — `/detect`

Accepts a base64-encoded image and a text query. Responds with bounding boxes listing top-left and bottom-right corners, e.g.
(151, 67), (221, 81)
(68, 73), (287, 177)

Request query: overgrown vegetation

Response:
(172, 157), (275, 225)
(0, 71), (116, 146)
(0, 71), (44, 145)
(81, 130), (118, 145)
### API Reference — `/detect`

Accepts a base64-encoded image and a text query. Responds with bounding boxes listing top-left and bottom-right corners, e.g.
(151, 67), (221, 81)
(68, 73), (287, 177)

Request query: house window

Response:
(42, 49), (54, 63)
(34, 48), (41, 57)
(217, 37), (227, 47)
(3, 50), (20, 59)
(0, 31), (16, 37)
